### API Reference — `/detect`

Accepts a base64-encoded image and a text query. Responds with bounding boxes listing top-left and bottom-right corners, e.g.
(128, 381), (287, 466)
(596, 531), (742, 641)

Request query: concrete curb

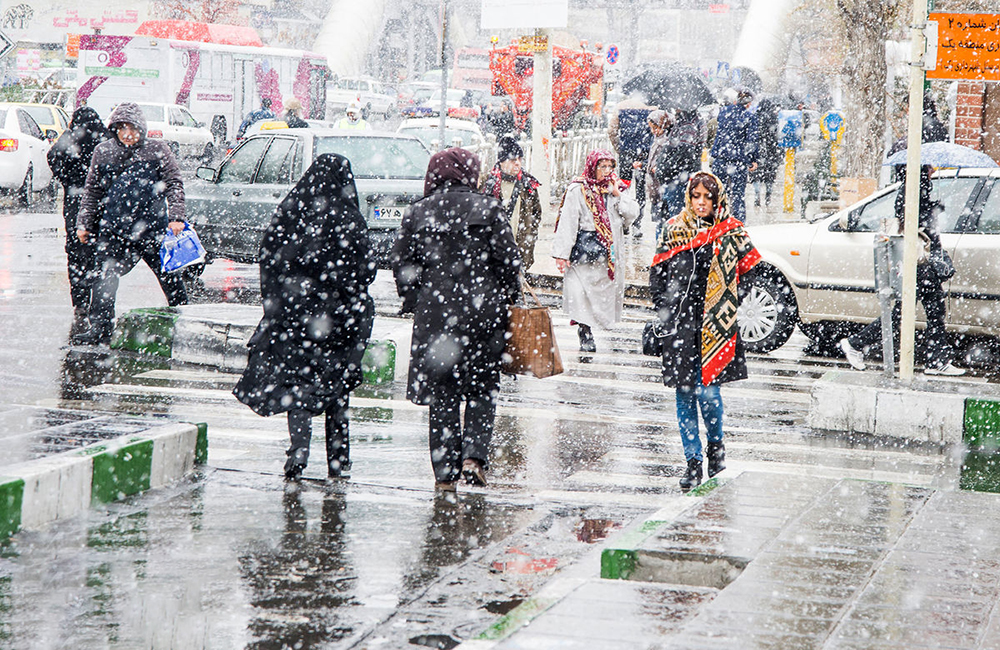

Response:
(0, 421), (207, 541)
(112, 305), (404, 383)
(599, 478), (721, 581)
(809, 370), (1000, 444)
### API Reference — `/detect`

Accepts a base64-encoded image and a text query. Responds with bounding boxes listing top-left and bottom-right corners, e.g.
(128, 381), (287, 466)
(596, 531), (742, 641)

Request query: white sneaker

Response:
(839, 338), (866, 371)
(924, 362), (966, 376)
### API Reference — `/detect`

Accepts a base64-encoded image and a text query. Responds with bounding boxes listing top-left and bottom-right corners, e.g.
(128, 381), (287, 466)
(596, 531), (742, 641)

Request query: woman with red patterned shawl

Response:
(552, 150), (639, 352)
(649, 171), (760, 491)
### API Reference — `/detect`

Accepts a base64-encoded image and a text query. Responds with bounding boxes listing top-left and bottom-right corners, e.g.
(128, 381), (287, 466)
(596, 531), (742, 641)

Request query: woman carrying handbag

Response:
(551, 150), (639, 352)
(649, 172), (761, 491)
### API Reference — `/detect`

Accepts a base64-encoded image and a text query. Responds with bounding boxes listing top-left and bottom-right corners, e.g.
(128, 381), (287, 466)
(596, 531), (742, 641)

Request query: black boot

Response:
(578, 324), (596, 353)
(70, 308), (90, 337)
(71, 320), (113, 346)
(706, 441), (726, 478)
(678, 458), (703, 492)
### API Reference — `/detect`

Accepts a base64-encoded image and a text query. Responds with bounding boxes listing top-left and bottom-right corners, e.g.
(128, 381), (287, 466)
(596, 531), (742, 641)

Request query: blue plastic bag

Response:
(159, 223), (207, 274)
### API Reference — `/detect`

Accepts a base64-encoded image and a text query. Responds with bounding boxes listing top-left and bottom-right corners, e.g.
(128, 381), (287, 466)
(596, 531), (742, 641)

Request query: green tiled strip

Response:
(195, 423), (209, 465)
(600, 519), (668, 580)
(475, 596), (560, 641)
(112, 308), (180, 357)
(90, 440), (154, 505)
(964, 398), (1000, 449)
(0, 479), (24, 541)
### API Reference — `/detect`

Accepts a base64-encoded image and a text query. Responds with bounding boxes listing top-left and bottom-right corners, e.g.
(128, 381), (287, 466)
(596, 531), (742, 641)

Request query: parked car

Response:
(0, 103), (54, 207)
(396, 117), (485, 150)
(10, 102), (69, 140)
(737, 168), (1000, 355)
(134, 102), (215, 159)
(426, 88), (481, 119)
(186, 129), (431, 268)
(326, 77), (395, 120)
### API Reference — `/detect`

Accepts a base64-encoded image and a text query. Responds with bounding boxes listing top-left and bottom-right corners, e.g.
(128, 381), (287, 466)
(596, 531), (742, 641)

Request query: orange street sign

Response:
(927, 13), (1000, 81)
(66, 34), (80, 59)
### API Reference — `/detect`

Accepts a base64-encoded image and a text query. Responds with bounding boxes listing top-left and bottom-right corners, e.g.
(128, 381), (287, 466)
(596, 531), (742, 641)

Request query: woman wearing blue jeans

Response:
(649, 172), (761, 491)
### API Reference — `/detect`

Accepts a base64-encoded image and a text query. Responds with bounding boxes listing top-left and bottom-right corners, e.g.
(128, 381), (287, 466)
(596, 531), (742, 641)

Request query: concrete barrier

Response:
(809, 370), (1000, 444)
(112, 305), (408, 382)
(0, 421), (206, 540)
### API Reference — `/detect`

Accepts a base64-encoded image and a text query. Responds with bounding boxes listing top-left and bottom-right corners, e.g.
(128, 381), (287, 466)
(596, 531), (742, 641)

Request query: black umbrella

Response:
(622, 64), (715, 111)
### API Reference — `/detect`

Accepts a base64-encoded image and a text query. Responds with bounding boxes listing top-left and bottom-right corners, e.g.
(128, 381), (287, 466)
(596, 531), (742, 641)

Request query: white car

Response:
(396, 117), (485, 150)
(134, 103), (215, 159)
(0, 103), (53, 208)
(326, 77), (395, 120)
(738, 169), (1000, 356)
(426, 89), (481, 119)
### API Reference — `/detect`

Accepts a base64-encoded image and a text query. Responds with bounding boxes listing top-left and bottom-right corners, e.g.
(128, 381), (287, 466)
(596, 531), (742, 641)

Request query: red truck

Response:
(489, 43), (604, 131)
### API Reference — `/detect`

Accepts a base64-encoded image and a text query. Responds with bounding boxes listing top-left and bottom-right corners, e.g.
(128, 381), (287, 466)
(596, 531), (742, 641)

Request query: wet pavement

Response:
(1, 207), (1000, 648)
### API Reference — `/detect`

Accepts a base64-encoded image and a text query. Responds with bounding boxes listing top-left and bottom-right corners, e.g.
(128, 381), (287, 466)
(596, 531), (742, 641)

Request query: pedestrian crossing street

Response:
(75, 309), (961, 503)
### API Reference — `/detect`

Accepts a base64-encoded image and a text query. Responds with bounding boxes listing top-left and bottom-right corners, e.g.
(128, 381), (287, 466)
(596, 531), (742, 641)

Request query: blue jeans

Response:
(675, 385), (724, 462)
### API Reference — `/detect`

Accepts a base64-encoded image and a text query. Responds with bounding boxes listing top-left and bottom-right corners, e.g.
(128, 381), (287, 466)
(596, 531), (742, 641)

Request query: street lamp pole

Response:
(438, 0), (449, 150)
(898, 0), (929, 381)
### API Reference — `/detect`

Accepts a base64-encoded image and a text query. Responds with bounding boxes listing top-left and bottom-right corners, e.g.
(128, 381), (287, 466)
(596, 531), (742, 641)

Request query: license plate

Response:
(374, 205), (405, 220)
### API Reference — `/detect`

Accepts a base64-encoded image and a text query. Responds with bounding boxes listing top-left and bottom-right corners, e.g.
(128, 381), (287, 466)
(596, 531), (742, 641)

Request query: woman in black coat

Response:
(234, 154), (376, 481)
(649, 172), (760, 492)
(46, 106), (109, 334)
(392, 148), (521, 490)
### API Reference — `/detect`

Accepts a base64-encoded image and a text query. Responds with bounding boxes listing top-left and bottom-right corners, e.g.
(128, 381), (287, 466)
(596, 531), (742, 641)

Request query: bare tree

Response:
(152, 0), (243, 24)
(835, 0), (907, 179)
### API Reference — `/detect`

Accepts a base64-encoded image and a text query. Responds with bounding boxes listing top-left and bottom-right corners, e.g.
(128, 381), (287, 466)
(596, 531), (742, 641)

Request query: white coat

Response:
(551, 183), (639, 329)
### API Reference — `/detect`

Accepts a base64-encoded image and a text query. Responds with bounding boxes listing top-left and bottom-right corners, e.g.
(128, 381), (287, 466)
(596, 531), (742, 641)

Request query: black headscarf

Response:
(423, 147), (481, 196)
(260, 153), (373, 309)
(47, 106), (109, 188)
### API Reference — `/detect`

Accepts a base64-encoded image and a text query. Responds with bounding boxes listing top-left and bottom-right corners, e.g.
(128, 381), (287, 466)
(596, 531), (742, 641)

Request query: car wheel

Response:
(17, 166), (32, 210)
(738, 269), (797, 353)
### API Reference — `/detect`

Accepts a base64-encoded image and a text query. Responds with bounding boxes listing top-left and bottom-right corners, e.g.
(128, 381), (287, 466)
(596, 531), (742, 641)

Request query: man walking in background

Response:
(711, 87), (759, 223)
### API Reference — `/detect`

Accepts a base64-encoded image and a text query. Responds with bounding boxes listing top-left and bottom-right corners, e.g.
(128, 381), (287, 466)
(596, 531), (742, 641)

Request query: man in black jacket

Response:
(72, 102), (188, 345)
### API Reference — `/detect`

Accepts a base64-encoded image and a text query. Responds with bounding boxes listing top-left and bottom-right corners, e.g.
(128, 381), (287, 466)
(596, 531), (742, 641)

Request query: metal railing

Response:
(462, 128), (614, 195)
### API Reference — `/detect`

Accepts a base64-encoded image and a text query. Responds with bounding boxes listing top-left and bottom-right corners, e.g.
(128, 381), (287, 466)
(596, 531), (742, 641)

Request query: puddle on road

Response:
(482, 597), (525, 615)
(575, 518), (621, 543)
(409, 633), (461, 649)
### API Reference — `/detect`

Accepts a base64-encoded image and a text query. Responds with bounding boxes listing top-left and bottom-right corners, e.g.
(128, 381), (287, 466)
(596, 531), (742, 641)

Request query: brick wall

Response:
(955, 80), (985, 150)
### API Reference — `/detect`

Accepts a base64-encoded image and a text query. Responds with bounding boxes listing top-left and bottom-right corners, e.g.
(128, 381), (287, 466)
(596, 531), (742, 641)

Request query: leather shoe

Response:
(461, 459), (487, 486)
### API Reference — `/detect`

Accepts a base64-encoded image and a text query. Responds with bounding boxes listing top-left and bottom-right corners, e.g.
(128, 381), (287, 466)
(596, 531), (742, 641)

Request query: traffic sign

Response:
(606, 44), (619, 65)
(0, 29), (14, 61)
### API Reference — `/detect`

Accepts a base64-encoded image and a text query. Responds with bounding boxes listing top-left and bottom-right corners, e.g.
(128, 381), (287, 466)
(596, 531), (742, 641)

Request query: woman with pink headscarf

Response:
(552, 150), (640, 352)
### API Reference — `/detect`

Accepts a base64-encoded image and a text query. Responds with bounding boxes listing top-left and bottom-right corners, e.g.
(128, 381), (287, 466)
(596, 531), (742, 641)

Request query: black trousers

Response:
(848, 263), (951, 368)
(89, 235), (188, 329)
(619, 150), (647, 214)
(63, 193), (96, 311)
(428, 385), (496, 483)
(286, 394), (350, 475)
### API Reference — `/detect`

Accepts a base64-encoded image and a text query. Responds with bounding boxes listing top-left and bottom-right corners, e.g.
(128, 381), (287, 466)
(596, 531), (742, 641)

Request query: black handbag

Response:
(569, 230), (606, 264)
(642, 319), (671, 357)
(930, 249), (955, 280)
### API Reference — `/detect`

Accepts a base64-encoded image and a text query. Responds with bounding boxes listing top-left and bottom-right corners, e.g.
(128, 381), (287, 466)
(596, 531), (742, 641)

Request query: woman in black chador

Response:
(234, 154), (376, 480)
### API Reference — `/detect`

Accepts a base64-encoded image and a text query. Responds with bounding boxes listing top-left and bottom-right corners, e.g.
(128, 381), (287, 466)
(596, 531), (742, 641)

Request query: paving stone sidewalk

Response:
(468, 471), (1000, 649)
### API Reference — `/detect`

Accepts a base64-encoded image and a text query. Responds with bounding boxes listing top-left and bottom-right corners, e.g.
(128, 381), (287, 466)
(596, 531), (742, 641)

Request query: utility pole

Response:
(530, 28), (552, 219)
(898, 0), (929, 381)
(438, 0), (449, 150)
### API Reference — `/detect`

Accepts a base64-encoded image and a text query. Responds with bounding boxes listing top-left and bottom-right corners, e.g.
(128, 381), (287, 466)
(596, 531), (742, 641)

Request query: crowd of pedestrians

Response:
(46, 86), (965, 493)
